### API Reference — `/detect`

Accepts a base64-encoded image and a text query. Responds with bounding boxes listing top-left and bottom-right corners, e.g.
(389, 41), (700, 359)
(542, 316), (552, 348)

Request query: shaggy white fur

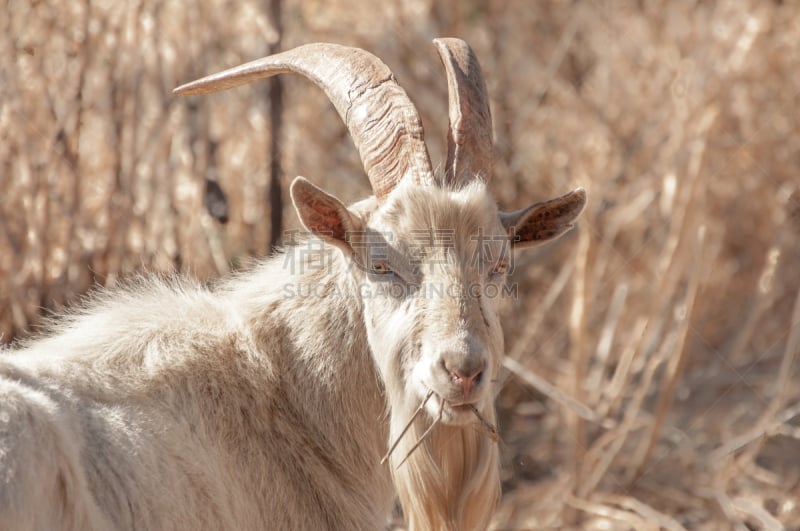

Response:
(0, 179), (584, 530)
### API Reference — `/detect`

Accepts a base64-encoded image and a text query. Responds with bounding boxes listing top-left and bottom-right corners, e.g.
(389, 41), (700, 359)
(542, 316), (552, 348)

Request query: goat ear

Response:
(290, 177), (363, 251)
(500, 188), (587, 249)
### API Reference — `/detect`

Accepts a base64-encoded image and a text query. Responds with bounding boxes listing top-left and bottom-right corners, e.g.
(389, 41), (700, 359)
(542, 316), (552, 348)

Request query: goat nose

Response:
(442, 358), (486, 399)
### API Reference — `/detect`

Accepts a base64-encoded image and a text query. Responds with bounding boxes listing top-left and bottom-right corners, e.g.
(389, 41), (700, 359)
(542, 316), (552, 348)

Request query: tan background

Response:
(3, 0), (800, 528)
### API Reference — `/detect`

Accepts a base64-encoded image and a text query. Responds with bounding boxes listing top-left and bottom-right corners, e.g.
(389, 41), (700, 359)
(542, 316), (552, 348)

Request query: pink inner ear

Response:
(514, 221), (567, 243)
(291, 178), (353, 243)
(303, 198), (347, 241)
(510, 188), (586, 245)
(515, 205), (573, 241)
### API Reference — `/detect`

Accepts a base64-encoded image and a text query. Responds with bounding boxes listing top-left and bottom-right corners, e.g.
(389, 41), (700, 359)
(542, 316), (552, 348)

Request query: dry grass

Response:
(3, 0), (800, 528)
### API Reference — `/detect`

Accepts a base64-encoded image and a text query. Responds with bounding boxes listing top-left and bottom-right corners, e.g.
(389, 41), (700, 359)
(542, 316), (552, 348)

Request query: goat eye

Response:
(491, 259), (509, 276)
(370, 261), (393, 275)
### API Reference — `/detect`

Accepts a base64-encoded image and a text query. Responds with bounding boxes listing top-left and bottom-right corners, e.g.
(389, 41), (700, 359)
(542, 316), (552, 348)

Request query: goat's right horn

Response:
(434, 38), (493, 188)
(174, 43), (435, 200)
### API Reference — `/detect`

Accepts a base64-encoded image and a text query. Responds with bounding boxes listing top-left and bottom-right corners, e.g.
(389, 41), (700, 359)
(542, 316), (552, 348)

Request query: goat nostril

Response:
(444, 360), (484, 378)
(442, 361), (486, 399)
(441, 356), (488, 399)
(454, 367), (482, 383)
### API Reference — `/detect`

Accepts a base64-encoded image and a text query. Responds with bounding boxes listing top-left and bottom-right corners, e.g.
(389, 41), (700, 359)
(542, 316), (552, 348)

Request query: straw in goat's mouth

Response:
(381, 390), (434, 465)
(382, 390), (500, 469)
(396, 398), (445, 468)
(467, 404), (500, 443)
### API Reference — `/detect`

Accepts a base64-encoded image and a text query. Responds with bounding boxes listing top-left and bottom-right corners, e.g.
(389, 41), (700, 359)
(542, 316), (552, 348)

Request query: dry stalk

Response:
(628, 224), (706, 482)
(710, 193), (800, 492)
(730, 497), (784, 531)
(591, 188), (655, 287)
(712, 468), (753, 531)
(579, 323), (679, 497)
(467, 404), (500, 443)
(600, 315), (648, 416)
(507, 257), (575, 361)
(594, 493), (689, 531)
(396, 397), (445, 469)
(503, 356), (611, 428)
(709, 359), (800, 463)
(568, 225), (590, 483)
(381, 389), (434, 465)
(726, 235), (784, 363)
(565, 493), (654, 531)
(598, 316), (650, 416)
(577, 417), (648, 496)
(526, 11), (580, 118)
(199, 212), (230, 275)
(586, 281), (628, 403)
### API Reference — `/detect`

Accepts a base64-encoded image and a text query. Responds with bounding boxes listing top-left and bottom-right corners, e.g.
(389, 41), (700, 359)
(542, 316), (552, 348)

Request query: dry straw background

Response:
(2, 0), (800, 529)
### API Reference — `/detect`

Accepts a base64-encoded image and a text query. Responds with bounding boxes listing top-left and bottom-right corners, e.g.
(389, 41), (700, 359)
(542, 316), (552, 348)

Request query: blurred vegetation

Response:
(3, 0), (800, 528)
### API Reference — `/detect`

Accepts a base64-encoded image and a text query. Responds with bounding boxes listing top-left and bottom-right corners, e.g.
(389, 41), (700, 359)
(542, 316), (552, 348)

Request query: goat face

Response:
(290, 177), (585, 426)
(356, 182), (510, 426)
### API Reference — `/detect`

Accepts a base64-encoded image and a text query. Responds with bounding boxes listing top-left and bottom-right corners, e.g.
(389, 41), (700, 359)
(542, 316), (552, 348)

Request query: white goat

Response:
(0, 39), (586, 530)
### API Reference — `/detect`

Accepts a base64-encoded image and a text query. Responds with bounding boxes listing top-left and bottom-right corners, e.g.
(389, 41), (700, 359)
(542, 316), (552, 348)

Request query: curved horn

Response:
(433, 38), (493, 187)
(174, 43), (434, 200)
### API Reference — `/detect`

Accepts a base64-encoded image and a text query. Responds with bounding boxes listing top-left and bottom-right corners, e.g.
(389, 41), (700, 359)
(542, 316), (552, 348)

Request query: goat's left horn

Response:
(174, 43), (435, 201)
(434, 38), (493, 188)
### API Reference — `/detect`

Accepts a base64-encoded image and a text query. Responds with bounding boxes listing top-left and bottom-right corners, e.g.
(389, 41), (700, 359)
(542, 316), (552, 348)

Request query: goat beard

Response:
(388, 398), (501, 531)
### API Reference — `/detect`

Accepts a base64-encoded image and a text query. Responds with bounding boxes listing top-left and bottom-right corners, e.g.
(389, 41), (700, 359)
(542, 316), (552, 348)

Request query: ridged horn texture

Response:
(433, 38), (494, 187)
(174, 43), (434, 200)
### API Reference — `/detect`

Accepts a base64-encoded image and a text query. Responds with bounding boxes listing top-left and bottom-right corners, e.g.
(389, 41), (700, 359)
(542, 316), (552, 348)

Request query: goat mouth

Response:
(442, 402), (488, 428)
(433, 390), (478, 411)
(416, 381), (483, 423)
(433, 395), (499, 441)
(382, 389), (500, 468)
(428, 393), (484, 425)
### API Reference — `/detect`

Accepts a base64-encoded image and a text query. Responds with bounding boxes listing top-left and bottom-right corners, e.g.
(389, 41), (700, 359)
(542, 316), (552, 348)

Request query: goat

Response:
(0, 39), (586, 530)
